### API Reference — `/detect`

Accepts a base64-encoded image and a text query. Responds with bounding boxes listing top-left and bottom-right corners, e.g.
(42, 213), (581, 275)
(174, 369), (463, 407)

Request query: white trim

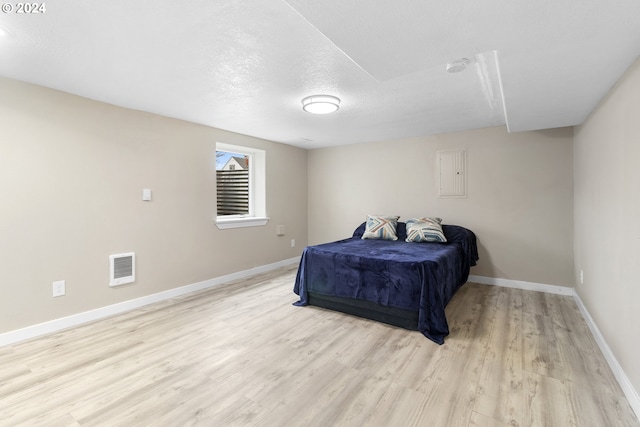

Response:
(4, 267), (637, 421)
(215, 216), (270, 229)
(468, 275), (574, 296)
(573, 292), (640, 419)
(494, 49), (511, 133)
(215, 142), (266, 220)
(468, 274), (639, 419)
(0, 256), (300, 347)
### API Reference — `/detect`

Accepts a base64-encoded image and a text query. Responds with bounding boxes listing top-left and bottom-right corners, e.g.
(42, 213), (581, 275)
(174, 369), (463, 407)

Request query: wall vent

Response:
(109, 252), (135, 287)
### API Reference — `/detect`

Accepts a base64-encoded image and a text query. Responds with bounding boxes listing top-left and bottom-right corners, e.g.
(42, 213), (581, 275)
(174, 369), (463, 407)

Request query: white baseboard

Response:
(468, 275), (575, 296)
(469, 274), (639, 420)
(0, 257), (300, 347)
(573, 292), (640, 419)
(3, 265), (637, 420)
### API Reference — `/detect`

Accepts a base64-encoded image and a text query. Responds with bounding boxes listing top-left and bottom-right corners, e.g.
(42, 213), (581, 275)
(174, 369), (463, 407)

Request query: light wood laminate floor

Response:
(0, 265), (637, 426)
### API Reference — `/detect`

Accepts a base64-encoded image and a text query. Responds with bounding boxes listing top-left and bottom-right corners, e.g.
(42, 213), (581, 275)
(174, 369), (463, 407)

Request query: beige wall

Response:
(308, 126), (575, 287)
(0, 77), (307, 333)
(574, 57), (640, 394)
(2, 56), (637, 402)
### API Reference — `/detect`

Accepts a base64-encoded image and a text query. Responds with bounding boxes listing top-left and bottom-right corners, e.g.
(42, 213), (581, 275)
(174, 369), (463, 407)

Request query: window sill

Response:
(215, 216), (270, 230)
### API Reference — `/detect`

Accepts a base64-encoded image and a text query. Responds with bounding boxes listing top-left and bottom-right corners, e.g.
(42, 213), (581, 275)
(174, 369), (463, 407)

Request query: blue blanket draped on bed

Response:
(293, 223), (478, 344)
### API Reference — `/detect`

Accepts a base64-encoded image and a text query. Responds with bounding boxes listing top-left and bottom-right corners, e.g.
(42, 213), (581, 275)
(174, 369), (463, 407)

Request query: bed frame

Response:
(308, 292), (419, 330)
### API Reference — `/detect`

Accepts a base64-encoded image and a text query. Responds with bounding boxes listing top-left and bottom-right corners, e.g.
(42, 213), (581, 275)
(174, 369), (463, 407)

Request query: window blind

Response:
(216, 169), (249, 215)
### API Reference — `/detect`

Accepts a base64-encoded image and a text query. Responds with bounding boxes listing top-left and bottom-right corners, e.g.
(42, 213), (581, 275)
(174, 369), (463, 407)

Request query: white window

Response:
(215, 142), (268, 229)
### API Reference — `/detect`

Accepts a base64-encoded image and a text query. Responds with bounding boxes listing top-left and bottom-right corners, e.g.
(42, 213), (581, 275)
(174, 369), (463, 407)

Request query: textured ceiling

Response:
(1, 1), (639, 148)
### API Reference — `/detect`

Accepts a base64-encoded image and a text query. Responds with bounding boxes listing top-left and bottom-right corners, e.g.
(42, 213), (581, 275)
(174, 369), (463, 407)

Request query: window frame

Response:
(215, 142), (268, 230)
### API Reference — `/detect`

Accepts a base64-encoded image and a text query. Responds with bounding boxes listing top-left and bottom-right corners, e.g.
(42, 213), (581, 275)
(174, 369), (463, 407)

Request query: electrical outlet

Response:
(291, 239), (296, 248)
(580, 270), (584, 285)
(52, 280), (65, 297)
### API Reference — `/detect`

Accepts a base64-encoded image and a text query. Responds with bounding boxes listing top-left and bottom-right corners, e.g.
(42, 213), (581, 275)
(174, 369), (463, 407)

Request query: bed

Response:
(293, 220), (478, 344)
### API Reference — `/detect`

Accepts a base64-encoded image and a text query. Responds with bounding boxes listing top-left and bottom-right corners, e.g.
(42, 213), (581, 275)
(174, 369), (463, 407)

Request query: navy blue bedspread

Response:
(293, 223), (478, 344)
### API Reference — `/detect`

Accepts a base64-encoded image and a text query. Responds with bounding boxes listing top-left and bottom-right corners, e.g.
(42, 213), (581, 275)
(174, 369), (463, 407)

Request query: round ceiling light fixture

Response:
(446, 58), (471, 73)
(302, 95), (340, 114)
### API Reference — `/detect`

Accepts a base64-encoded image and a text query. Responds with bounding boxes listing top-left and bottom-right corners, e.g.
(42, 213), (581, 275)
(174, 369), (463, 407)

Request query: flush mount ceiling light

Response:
(302, 95), (340, 114)
(446, 58), (471, 73)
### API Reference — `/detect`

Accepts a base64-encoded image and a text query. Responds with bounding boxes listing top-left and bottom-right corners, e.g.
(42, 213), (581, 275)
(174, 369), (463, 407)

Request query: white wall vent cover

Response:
(109, 252), (135, 287)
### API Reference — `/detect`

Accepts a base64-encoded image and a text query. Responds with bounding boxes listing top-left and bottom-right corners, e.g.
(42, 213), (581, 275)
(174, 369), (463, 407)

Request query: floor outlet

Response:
(52, 280), (66, 297)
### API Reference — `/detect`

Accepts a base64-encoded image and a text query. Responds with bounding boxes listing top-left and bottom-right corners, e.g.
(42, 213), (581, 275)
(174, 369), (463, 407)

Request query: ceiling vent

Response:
(109, 252), (135, 287)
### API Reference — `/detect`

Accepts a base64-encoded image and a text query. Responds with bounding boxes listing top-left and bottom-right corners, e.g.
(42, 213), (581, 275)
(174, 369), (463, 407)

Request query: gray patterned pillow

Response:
(405, 217), (447, 243)
(361, 215), (400, 240)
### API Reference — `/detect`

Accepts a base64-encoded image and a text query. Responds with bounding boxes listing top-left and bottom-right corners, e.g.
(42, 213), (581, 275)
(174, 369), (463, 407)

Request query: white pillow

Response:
(361, 215), (400, 240)
(405, 217), (447, 243)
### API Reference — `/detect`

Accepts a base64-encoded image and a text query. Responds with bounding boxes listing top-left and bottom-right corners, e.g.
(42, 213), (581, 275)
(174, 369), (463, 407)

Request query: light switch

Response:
(142, 189), (152, 201)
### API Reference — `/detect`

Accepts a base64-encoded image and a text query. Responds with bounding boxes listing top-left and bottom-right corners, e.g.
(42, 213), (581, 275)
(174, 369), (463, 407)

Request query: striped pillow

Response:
(405, 217), (447, 243)
(361, 215), (400, 240)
